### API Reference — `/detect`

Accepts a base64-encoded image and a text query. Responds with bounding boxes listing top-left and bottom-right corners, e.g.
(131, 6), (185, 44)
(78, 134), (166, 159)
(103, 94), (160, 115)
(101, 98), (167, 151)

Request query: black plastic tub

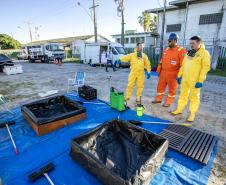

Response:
(70, 119), (168, 185)
(78, 85), (97, 100)
(21, 95), (86, 135)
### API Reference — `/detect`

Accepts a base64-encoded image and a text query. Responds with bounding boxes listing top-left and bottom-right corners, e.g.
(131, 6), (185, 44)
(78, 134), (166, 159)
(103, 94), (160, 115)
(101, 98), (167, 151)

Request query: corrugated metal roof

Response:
(170, 0), (215, 6)
(146, 0), (216, 13)
(145, 6), (179, 13)
(111, 32), (158, 37)
(24, 34), (110, 46)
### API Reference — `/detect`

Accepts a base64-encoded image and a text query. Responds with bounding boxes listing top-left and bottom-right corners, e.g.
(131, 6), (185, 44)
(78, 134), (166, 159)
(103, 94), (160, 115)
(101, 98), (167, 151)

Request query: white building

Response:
(111, 30), (158, 48)
(146, 0), (226, 52)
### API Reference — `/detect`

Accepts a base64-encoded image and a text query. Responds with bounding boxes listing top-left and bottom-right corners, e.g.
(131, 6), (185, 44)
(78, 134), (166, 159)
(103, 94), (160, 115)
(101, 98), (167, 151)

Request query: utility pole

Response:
(115, 0), (125, 46)
(25, 22), (33, 42)
(121, 0), (125, 46)
(160, 0), (166, 56)
(183, 1), (189, 46)
(90, 0), (98, 42)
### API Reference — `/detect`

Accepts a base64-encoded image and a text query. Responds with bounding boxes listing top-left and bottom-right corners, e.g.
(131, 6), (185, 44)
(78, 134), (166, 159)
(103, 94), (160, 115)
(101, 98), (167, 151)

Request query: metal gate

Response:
(125, 47), (160, 68)
(217, 46), (226, 69)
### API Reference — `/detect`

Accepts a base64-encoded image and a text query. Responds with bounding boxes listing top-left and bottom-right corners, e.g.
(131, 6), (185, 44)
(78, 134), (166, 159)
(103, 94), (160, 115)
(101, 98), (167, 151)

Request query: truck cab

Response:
(107, 43), (128, 67)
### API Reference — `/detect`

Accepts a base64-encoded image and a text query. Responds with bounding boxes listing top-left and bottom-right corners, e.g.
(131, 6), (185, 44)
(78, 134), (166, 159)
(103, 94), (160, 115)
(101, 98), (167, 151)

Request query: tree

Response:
(0, 34), (21, 49)
(150, 15), (157, 33)
(138, 12), (157, 32)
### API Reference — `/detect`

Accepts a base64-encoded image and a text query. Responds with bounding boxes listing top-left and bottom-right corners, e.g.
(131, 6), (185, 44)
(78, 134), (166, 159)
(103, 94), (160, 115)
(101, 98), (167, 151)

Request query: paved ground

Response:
(1, 61), (226, 185)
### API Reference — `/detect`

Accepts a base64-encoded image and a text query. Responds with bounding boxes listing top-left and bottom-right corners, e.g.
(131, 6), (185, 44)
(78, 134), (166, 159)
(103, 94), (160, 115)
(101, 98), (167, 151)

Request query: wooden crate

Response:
(21, 95), (86, 136)
(22, 111), (86, 136)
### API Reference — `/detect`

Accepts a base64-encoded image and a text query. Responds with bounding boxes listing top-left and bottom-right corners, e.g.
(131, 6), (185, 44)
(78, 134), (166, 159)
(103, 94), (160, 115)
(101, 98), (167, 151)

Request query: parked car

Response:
(17, 51), (28, 60)
(0, 54), (13, 72)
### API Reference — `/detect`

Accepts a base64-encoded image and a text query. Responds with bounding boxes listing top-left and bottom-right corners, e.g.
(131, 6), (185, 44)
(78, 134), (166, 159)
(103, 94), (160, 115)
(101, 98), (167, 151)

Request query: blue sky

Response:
(0, 0), (161, 43)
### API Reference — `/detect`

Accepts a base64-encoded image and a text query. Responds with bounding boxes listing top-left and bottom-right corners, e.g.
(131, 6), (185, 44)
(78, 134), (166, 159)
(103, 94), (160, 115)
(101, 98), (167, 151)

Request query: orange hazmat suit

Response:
(155, 45), (187, 105)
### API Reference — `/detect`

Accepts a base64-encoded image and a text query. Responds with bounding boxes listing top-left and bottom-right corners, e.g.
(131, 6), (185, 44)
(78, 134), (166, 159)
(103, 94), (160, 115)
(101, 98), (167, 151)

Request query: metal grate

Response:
(160, 125), (217, 164)
(199, 13), (223, 25)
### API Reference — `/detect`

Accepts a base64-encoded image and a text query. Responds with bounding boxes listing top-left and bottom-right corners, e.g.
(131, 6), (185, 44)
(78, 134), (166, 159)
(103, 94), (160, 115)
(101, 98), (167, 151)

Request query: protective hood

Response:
(200, 43), (206, 50)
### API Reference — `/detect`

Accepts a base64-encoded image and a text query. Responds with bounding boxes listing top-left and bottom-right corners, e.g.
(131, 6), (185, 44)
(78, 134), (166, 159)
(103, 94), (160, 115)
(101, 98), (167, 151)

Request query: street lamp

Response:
(77, 1), (98, 42)
(17, 23), (33, 42)
(77, 2), (93, 22)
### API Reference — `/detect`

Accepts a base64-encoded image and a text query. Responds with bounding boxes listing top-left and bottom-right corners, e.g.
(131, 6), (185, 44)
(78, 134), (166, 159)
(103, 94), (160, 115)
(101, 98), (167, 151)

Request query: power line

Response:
(77, 1), (93, 21)
(156, 0), (163, 7)
(30, 0), (74, 22)
(77, 0), (99, 42)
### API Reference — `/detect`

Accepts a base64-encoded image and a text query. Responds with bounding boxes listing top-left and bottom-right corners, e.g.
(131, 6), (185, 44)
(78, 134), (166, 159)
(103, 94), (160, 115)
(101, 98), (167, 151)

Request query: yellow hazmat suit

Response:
(120, 50), (151, 101)
(173, 44), (211, 117)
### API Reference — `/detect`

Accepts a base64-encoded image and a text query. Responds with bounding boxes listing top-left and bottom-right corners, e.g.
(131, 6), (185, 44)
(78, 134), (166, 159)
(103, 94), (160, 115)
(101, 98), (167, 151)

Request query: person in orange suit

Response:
(152, 33), (187, 107)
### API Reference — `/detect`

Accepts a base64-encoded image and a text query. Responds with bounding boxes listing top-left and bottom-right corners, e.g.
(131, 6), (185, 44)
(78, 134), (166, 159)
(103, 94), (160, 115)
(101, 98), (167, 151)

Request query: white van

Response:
(72, 41), (129, 67)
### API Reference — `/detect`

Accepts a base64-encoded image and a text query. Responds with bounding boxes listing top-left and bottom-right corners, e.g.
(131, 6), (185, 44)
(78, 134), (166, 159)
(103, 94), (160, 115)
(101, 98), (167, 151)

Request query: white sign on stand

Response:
(155, 48), (161, 55)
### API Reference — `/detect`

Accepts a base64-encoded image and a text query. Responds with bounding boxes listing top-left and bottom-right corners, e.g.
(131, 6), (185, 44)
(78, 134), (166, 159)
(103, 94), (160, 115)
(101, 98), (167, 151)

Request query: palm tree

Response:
(138, 12), (157, 32)
(138, 12), (151, 32)
(150, 15), (158, 33)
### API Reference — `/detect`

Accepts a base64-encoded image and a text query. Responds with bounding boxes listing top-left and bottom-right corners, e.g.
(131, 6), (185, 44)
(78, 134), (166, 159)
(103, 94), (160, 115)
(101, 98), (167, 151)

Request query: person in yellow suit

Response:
(120, 43), (151, 104)
(171, 36), (211, 122)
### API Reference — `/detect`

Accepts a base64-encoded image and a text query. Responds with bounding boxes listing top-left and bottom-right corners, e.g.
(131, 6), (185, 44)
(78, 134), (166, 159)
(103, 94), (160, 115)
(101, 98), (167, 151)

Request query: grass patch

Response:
(209, 69), (226, 77)
(0, 49), (21, 60)
(63, 57), (80, 63)
(8, 52), (20, 59)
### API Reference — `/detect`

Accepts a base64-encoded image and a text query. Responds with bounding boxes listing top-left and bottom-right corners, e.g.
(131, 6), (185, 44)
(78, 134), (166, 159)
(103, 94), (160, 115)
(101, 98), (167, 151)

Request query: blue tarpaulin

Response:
(0, 94), (217, 185)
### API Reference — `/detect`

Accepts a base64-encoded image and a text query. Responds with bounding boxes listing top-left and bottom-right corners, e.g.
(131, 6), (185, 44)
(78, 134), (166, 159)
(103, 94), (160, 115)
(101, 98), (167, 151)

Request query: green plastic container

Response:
(110, 87), (125, 111)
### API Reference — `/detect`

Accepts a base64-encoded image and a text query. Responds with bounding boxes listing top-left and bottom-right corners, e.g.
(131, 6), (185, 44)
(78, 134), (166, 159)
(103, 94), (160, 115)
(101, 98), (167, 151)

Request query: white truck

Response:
(72, 41), (129, 67)
(17, 46), (29, 60)
(25, 43), (65, 63)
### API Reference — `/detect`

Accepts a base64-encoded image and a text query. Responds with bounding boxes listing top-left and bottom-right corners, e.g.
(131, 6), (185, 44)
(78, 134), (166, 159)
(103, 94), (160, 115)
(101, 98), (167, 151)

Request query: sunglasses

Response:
(168, 40), (174, 43)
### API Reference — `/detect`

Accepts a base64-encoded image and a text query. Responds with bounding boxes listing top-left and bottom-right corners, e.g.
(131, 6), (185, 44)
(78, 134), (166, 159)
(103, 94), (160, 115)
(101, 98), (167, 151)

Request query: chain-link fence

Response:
(125, 47), (160, 68)
(217, 46), (226, 69)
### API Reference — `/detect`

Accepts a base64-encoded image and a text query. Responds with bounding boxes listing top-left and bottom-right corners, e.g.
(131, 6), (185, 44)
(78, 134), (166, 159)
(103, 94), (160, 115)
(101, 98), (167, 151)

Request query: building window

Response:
(140, 37), (145, 43)
(199, 13), (223, 25)
(131, 37), (135, 44)
(166, 24), (181, 32)
(46, 45), (50, 50)
(124, 38), (129, 44)
(116, 38), (121, 43)
(112, 48), (118, 55)
(135, 37), (145, 43)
